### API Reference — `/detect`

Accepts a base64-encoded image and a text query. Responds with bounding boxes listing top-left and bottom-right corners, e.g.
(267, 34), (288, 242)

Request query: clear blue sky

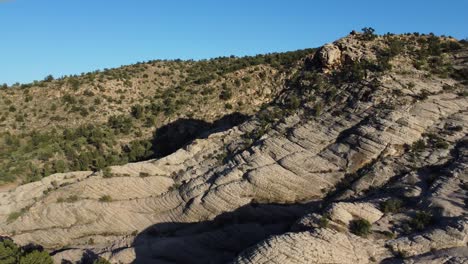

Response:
(1, 0), (467, 85)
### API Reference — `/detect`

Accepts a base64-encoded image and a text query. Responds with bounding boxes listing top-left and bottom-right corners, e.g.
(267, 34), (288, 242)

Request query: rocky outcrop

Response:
(317, 44), (342, 72)
(233, 228), (391, 264)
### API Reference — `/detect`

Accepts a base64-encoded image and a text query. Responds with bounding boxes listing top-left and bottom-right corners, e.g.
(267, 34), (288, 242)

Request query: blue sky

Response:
(1, 0), (467, 85)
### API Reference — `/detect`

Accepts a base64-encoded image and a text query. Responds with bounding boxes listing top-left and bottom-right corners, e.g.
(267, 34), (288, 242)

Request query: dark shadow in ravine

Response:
(151, 112), (249, 158)
(130, 201), (318, 264)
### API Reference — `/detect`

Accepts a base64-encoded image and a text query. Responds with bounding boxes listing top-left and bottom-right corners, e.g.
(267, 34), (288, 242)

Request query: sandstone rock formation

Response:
(1, 33), (467, 263)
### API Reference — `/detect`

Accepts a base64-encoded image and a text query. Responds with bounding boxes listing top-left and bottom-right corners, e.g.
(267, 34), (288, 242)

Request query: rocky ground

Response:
(1, 33), (467, 263)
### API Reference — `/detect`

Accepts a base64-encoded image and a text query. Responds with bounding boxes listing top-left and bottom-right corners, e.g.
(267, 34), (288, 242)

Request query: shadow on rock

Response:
(133, 201), (318, 264)
(152, 112), (249, 158)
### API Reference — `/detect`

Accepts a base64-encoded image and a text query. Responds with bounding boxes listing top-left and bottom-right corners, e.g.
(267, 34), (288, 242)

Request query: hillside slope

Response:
(0, 49), (311, 186)
(1, 32), (467, 263)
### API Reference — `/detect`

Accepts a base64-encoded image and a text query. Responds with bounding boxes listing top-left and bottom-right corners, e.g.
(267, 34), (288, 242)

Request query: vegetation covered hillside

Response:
(0, 49), (312, 185)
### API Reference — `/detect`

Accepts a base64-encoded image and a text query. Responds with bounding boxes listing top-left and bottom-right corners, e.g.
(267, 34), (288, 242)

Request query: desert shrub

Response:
(62, 94), (77, 104)
(139, 172), (150, 177)
(381, 199), (403, 214)
(99, 195), (112, 202)
(57, 195), (79, 203)
(102, 167), (113, 178)
(410, 211), (433, 231)
(411, 139), (426, 152)
(82, 90), (94, 97)
(43, 74), (54, 82)
(286, 95), (301, 110)
(313, 102), (323, 117)
(382, 231), (396, 239)
(350, 219), (372, 237)
(107, 115), (133, 134)
(93, 257), (111, 264)
(219, 88), (233, 100)
(131, 104), (144, 119)
(53, 160), (67, 173)
(68, 78), (81, 91)
(122, 140), (153, 162)
(7, 211), (23, 223)
(361, 27), (377, 41)
(318, 214), (329, 228)
(417, 89), (431, 100)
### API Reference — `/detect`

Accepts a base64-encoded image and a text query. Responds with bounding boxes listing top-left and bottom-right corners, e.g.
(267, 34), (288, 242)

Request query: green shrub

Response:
(381, 199), (403, 214)
(411, 139), (426, 152)
(62, 94), (77, 104)
(286, 95), (301, 110)
(0, 238), (52, 264)
(102, 167), (113, 178)
(313, 102), (323, 117)
(410, 211), (432, 231)
(219, 88), (233, 100)
(131, 104), (144, 119)
(361, 27), (377, 41)
(107, 115), (133, 134)
(382, 230), (396, 239)
(6, 206), (30, 224)
(18, 250), (53, 264)
(43, 74), (54, 82)
(350, 219), (372, 237)
(318, 214), (329, 228)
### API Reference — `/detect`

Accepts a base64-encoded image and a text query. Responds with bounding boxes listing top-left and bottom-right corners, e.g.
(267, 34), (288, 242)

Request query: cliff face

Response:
(1, 33), (467, 264)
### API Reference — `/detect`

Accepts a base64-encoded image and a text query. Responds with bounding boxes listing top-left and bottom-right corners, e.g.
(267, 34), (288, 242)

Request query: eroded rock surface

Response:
(1, 33), (467, 264)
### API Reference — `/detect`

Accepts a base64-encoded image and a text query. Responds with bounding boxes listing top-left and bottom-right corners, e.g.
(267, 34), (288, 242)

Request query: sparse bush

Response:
(7, 211), (23, 223)
(382, 230), (396, 239)
(362, 27), (377, 41)
(102, 167), (113, 178)
(318, 214), (329, 228)
(411, 139), (426, 152)
(43, 74), (54, 82)
(139, 172), (150, 177)
(99, 195), (112, 202)
(313, 102), (323, 117)
(83, 90), (95, 96)
(219, 88), (233, 100)
(131, 104), (144, 119)
(410, 211), (433, 231)
(93, 257), (112, 264)
(350, 219), (372, 237)
(62, 94), (77, 104)
(381, 199), (403, 214)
